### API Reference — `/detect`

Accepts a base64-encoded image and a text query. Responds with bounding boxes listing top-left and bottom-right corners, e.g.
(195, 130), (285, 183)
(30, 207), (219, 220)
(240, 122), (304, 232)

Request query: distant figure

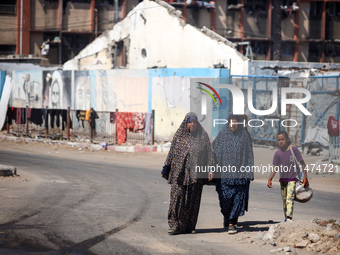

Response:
(89, 107), (99, 142)
(161, 112), (214, 235)
(267, 131), (309, 222)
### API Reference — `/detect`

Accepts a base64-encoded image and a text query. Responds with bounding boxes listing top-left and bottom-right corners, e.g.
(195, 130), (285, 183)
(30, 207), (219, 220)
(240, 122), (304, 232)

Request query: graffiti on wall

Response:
(11, 71), (42, 108)
(42, 70), (72, 109)
(9, 70), (149, 113)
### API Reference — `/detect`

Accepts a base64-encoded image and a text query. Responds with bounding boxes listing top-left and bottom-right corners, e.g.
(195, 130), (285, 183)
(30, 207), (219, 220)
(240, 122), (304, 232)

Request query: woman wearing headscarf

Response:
(213, 114), (254, 234)
(161, 112), (214, 235)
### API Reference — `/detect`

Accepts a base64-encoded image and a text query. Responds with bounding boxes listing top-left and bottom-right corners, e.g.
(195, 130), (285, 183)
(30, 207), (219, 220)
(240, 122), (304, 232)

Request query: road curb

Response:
(0, 164), (17, 176)
(0, 135), (170, 153)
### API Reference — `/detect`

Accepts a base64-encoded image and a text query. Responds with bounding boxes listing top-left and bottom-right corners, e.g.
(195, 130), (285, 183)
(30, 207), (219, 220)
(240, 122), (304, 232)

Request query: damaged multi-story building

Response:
(0, 0), (339, 66)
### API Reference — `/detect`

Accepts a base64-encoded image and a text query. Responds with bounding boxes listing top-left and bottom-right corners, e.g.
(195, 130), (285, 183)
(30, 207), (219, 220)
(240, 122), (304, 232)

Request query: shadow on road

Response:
(196, 220), (280, 234)
(237, 220), (280, 232)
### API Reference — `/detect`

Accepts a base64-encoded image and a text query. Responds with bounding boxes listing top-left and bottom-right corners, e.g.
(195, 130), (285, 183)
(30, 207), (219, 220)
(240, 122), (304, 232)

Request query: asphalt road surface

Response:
(0, 141), (339, 254)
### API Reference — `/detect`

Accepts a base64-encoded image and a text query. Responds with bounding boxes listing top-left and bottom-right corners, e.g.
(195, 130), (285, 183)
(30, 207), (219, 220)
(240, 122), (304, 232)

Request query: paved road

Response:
(0, 144), (339, 254)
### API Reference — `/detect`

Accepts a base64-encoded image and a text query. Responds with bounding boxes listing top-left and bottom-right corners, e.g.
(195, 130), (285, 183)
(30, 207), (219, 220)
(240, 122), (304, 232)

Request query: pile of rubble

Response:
(239, 219), (340, 254)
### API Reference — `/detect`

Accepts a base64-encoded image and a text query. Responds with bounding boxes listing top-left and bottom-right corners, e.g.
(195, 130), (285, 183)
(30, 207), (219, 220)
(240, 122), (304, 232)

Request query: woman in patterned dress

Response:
(161, 112), (214, 235)
(213, 114), (254, 234)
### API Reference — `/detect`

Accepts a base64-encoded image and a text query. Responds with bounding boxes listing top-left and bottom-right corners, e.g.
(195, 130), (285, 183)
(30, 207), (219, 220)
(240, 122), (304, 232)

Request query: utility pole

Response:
(59, 0), (63, 65)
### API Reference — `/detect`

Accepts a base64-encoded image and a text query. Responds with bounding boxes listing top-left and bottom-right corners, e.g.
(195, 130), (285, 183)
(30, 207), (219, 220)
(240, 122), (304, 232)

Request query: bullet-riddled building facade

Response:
(0, 0), (339, 65)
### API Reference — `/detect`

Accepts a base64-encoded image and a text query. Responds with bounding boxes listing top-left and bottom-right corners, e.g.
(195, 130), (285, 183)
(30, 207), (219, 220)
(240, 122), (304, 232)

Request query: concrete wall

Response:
(63, 2), (92, 32)
(244, 14), (267, 39)
(0, 16), (17, 44)
(30, 1), (59, 31)
(281, 15), (295, 40)
(149, 68), (229, 140)
(215, 0), (227, 37)
(96, 4), (114, 32)
(30, 32), (43, 57)
(79, 48), (113, 70)
(299, 2), (310, 40)
(226, 11), (240, 38)
(248, 60), (340, 77)
(64, 0), (248, 76)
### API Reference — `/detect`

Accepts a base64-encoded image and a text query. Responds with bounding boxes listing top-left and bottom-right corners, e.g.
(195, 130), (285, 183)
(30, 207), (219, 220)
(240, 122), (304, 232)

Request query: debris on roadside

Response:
(240, 219), (340, 254)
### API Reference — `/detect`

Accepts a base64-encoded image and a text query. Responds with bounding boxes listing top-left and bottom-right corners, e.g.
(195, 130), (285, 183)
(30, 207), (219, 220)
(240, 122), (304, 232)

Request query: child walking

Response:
(267, 131), (309, 222)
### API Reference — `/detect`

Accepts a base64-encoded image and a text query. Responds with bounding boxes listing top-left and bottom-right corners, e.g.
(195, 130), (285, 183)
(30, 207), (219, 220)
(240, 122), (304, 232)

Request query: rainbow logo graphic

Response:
(196, 82), (223, 107)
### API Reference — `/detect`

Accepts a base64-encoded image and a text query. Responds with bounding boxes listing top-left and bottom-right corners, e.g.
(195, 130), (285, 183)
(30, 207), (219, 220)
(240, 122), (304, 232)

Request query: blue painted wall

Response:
(0, 71), (6, 100)
(148, 68), (230, 112)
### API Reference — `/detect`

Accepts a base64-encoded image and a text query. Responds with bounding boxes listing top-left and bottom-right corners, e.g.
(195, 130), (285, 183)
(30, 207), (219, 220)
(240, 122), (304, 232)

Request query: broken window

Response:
(309, 2), (322, 19)
(325, 44), (340, 58)
(0, 0), (16, 15)
(250, 41), (268, 56)
(244, 0), (267, 15)
(281, 41), (295, 56)
(0, 45), (16, 55)
(327, 2), (340, 16)
(308, 42), (322, 62)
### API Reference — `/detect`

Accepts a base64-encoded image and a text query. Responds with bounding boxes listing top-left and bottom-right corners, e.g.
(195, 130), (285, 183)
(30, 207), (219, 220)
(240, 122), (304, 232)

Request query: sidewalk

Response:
(0, 133), (172, 153)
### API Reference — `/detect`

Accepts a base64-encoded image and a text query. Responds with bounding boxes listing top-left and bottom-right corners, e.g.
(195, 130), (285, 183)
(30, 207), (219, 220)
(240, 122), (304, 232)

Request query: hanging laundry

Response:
(27, 108), (32, 120)
(85, 109), (91, 128)
(132, 112), (145, 133)
(327, 116), (339, 137)
(76, 110), (86, 128)
(42, 109), (48, 129)
(6, 107), (13, 125)
(144, 112), (152, 145)
(30, 108), (44, 126)
(116, 112), (134, 145)
(15, 108), (22, 125)
(61, 110), (72, 131)
(110, 112), (116, 124)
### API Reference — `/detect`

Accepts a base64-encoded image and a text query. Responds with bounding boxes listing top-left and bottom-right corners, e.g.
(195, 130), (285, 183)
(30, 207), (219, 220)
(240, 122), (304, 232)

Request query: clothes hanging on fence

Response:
(110, 112), (116, 124)
(61, 110), (71, 131)
(15, 108), (21, 124)
(9, 107), (15, 124)
(42, 109), (48, 128)
(327, 116), (339, 137)
(85, 110), (91, 121)
(15, 108), (26, 124)
(49, 110), (55, 128)
(30, 108), (44, 126)
(56, 110), (61, 128)
(76, 110), (86, 128)
(6, 107), (12, 125)
(144, 112), (152, 145)
(27, 108), (31, 120)
(116, 112), (134, 145)
(132, 112), (145, 133)
(49, 109), (62, 129)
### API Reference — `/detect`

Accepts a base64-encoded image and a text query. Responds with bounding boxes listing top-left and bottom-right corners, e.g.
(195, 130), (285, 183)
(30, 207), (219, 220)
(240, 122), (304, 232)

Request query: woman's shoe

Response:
(228, 225), (237, 234)
(168, 227), (181, 235)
